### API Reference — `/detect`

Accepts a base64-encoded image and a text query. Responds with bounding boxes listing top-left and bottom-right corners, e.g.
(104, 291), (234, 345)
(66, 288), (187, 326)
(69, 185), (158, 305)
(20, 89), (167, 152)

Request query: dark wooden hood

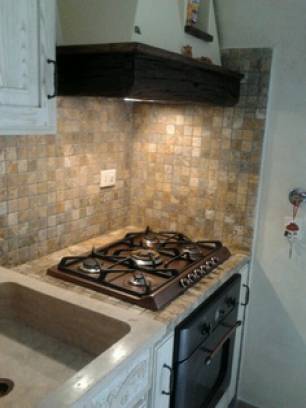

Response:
(56, 42), (243, 106)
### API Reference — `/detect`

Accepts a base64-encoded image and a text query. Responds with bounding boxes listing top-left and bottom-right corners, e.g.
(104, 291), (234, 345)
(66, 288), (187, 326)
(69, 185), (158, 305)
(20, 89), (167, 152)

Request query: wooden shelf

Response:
(184, 25), (214, 42)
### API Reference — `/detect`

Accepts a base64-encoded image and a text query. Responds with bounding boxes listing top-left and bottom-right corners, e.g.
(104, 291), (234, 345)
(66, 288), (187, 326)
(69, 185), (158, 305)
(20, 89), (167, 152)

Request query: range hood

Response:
(57, 42), (243, 106)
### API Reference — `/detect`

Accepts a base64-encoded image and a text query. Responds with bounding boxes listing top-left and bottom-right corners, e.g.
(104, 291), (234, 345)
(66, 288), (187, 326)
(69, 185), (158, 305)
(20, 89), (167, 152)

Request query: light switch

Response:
(100, 169), (116, 188)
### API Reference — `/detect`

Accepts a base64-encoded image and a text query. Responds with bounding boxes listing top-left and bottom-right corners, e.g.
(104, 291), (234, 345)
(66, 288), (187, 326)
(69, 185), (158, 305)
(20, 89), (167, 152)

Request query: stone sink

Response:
(0, 267), (164, 408)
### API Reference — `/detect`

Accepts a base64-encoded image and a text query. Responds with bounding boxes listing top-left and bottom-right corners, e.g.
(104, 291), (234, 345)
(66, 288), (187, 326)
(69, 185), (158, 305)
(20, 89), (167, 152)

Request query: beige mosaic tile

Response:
(0, 98), (133, 265)
(0, 49), (271, 266)
(130, 49), (272, 251)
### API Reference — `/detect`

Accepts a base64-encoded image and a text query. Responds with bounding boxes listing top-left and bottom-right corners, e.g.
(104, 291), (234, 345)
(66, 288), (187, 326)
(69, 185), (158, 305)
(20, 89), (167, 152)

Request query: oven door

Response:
(172, 319), (241, 408)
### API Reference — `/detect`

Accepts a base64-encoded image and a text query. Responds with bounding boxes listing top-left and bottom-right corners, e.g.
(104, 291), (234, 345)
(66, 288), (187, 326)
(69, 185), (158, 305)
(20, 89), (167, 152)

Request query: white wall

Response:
(215, 1), (306, 407)
(131, 0), (221, 63)
(57, 0), (221, 64)
(57, 0), (137, 45)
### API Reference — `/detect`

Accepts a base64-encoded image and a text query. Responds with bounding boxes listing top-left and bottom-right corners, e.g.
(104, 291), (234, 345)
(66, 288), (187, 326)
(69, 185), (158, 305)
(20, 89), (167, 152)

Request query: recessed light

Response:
(124, 98), (157, 103)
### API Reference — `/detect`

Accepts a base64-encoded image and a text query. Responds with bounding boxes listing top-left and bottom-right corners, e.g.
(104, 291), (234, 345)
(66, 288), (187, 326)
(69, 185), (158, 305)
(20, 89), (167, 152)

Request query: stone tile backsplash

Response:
(0, 48), (272, 265)
(130, 48), (272, 250)
(0, 98), (133, 265)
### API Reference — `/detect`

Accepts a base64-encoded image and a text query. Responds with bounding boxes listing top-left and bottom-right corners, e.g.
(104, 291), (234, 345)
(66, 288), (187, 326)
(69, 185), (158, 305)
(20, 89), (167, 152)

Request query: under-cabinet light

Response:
(124, 97), (157, 103)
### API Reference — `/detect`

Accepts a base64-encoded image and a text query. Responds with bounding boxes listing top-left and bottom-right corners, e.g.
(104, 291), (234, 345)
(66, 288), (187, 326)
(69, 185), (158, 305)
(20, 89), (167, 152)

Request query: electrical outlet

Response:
(100, 169), (116, 188)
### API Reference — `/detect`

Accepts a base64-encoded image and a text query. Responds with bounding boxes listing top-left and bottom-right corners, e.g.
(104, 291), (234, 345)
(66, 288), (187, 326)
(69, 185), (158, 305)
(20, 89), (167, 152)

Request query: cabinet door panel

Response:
(73, 350), (151, 408)
(0, 0), (39, 107)
(217, 264), (250, 408)
(0, 0), (56, 134)
(152, 334), (174, 408)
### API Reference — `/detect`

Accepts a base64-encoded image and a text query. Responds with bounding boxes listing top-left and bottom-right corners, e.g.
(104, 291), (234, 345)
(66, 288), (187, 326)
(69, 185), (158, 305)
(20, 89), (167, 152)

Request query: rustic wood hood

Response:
(56, 42), (243, 106)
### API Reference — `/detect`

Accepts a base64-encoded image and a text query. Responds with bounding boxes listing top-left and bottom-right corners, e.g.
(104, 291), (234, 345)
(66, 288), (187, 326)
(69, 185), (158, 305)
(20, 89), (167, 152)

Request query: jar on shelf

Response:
(187, 0), (201, 25)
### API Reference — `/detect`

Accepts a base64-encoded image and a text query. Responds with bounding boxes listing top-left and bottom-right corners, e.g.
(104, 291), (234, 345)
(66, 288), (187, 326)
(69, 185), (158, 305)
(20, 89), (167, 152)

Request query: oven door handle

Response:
(202, 320), (242, 366)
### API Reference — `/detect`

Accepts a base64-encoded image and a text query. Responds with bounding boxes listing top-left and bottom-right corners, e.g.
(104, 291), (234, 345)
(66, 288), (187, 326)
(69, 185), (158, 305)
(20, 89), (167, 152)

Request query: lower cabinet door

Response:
(216, 263), (250, 408)
(73, 349), (151, 408)
(132, 395), (148, 408)
(227, 264), (250, 403)
(151, 333), (174, 408)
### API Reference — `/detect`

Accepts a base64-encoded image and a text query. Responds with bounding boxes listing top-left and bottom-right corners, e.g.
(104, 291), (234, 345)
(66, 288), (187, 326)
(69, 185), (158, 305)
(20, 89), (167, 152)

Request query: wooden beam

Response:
(57, 42), (243, 106)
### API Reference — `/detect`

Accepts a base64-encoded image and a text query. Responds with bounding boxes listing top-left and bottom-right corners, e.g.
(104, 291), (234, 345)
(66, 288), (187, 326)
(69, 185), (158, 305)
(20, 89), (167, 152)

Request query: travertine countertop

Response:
(5, 226), (249, 407)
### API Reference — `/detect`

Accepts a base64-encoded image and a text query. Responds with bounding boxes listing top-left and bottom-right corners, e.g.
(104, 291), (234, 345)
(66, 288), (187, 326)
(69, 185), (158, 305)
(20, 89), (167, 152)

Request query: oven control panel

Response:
(179, 256), (220, 288)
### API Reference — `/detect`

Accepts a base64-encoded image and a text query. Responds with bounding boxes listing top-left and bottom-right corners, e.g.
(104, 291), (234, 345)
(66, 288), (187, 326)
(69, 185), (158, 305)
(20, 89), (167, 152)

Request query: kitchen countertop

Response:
(2, 226), (249, 406)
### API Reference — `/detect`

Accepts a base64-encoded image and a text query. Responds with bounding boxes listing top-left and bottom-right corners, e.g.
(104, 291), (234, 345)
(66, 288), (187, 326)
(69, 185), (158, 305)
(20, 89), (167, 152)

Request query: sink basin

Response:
(0, 282), (130, 408)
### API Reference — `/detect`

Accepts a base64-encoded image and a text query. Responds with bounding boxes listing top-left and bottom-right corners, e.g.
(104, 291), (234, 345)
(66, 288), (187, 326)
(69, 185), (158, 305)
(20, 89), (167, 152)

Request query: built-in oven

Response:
(171, 274), (241, 408)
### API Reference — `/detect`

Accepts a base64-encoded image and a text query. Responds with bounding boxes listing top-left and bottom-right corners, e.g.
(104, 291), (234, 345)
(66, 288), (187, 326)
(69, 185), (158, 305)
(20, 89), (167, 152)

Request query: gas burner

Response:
(181, 244), (203, 260)
(141, 230), (175, 249)
(142, 233), (162, 249)
(122, 227), (193, 254)
(130, 249), (162, 267)
(129, 271), (151, 288)
(79, 257), (102, 274)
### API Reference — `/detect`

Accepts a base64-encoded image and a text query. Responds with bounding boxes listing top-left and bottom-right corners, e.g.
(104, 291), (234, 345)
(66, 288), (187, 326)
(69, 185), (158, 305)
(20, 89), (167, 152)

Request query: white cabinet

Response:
(0, 0), (56, 135)
(227, 264), (250, 403)
(216, 263), (250, 408)
(73, 349), (151, 408)
(132, 395), (149, 408)
(151, 333), (174, 408)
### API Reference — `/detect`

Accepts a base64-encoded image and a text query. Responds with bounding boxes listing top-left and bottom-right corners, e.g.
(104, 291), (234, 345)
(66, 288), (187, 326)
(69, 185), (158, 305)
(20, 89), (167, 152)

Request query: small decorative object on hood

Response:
(181, 45), (193, 58)
(196, 56), (213, 64)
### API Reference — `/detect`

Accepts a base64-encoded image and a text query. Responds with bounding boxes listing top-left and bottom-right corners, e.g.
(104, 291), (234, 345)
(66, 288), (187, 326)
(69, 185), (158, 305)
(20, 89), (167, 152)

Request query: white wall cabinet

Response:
(0, 0), (56, 135)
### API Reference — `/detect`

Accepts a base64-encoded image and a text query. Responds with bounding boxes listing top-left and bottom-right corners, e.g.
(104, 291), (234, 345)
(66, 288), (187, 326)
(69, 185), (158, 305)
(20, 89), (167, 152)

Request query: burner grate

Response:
(48, 227), (231, 309)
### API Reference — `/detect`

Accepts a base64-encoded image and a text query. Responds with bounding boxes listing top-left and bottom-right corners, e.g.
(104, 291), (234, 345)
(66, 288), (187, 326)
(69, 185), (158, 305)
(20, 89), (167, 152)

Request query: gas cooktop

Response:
(47, 228), (231, 310)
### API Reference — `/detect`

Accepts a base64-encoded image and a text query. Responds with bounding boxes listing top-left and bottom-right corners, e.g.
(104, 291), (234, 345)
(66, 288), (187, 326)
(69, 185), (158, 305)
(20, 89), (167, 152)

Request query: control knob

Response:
(201, 322), (212, 335)
(193, 268), (202, 279)
(205, 260), (213, 268)
(179, 278), (190, 288)
(198, 268), (206, 277)
(187, 273), (196, 283)
(225, 296), (236, 308)
(215, 308), (226, 322)
(200, 264), (209, 275)
(211, 256), (219, 265)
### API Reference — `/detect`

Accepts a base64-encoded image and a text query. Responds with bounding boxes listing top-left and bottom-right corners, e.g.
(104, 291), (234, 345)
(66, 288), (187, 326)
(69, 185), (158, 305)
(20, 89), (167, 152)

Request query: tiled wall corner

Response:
(129, 48), (272, 250)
